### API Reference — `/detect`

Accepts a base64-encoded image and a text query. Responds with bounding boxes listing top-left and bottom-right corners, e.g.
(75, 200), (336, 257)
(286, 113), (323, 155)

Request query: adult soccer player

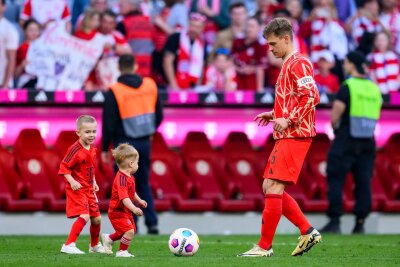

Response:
(238, 17), (321, 257)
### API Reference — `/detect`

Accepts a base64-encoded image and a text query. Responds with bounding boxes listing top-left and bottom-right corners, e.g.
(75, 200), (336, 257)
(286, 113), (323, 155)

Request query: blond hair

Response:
(76, 115), (97, 131)
(112, 143), (139, 168)
(263, 17), (293, 41)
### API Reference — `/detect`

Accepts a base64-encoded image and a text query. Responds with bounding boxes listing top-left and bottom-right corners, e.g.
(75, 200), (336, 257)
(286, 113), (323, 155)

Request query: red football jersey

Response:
(273, 51), (320, 140)
(231, 38), (268, 90)
(108, 171), (135, 217)
(58, 141), (96, 189)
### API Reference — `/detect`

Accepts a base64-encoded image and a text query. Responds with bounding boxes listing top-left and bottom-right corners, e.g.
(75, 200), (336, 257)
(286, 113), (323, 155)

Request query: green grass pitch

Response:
(0, 234), (399, 267)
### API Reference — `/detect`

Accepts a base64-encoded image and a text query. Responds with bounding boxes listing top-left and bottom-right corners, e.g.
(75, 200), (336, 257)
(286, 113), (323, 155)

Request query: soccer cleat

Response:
(61, 243), (85, 254)
(291, 229), (322, 256)
(101, 233), (114, 254)
(116, 250), (135, 257)
(237, 245), (273, 257)
(89, 242), (108, 254)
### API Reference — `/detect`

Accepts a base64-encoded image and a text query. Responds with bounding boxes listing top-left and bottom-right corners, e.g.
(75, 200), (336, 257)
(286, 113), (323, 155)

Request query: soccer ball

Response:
(168, 228), (200, 256)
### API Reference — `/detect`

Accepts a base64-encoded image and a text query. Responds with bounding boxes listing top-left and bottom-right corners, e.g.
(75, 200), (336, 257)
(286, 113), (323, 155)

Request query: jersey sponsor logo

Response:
(297, 76), (315, 87)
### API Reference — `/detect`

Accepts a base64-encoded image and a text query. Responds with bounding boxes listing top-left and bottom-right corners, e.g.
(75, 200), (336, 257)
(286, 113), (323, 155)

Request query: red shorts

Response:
(263, 138), (312, 185)
(108, 212), (136, 234)
(65, 187), (100, 218)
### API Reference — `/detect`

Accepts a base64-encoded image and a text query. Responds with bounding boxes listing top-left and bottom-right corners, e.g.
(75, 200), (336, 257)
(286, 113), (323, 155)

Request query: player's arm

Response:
(122, 198), (143, 216)
(59, 152), (81, 190)
(286, 60), (320, 125)
(134, 193), (147, 208)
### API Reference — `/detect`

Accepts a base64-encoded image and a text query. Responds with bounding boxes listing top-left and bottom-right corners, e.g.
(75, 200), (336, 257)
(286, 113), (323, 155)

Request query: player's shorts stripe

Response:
(64, 144), (80, 163)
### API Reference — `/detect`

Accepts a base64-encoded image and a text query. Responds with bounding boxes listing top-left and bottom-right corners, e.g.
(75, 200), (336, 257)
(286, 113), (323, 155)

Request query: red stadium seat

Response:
(221, 132), (265, 210)
(150, 132), (213, 211)
(181, 132), (255, 212)
(0, 147), (43, 211)
(13, 129), (65, 211)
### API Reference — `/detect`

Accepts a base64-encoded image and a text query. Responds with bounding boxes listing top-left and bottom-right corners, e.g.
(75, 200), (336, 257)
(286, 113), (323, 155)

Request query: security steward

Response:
(321, 51), (382, 234)
(102, 54), (163, 234)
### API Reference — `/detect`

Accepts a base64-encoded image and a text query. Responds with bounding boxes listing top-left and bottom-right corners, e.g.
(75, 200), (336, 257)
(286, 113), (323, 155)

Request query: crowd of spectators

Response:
(0, 0), (399, 93)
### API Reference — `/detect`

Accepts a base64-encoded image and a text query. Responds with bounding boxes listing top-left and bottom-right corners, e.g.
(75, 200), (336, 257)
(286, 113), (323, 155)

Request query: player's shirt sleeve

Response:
(117, 175), (130, 200)
(58, 148), (79, 175)
(287, 58), (320, 125)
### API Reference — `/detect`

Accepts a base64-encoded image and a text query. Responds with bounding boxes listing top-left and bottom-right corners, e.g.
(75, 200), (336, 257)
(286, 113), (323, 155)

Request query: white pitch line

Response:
(137, 240), (400, 247)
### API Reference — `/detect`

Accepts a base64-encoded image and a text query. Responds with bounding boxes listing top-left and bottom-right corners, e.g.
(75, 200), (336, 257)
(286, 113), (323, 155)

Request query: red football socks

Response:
(282, 191), (311, 235)
(90, 223), (101, 247)
(258, 194), (282, 250)
(119, 236), (132, 251)
(109, 232), (124, 241)
(65, 217), (87, 245)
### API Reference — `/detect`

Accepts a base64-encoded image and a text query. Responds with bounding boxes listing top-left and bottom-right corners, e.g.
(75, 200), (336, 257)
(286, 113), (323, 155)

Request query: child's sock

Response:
(119, 236), (132, 251)
(66, 217), (87, 245)
(90, 223), (101, 246)
(110, 232), (124, 241)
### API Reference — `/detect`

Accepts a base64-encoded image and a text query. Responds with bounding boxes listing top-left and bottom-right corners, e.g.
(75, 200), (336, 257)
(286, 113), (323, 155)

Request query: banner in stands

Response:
(25, 21), (105, 91)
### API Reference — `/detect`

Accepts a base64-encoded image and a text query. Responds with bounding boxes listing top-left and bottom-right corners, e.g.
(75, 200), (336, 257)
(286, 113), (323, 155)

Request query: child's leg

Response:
(119, 229), (135, 251)
(90, 216), (101, 247)
(66, 215), (89, 245)
(109, 231), (124, 242)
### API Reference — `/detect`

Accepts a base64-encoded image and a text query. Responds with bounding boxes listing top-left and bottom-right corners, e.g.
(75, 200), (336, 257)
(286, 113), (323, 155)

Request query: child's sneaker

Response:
(89, 242), (107, 253)
(101, 233), (114, 254)
(116, 250), (135, 257)
(61, 243), (85, 254)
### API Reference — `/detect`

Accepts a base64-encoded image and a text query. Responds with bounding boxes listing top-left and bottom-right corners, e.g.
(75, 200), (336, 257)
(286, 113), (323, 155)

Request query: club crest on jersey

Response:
(246, 47), (254, 56)
(297, 76), (315, 87)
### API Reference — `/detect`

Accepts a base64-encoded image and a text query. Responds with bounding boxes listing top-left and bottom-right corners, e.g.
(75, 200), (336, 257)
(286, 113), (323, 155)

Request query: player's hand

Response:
(138, 200), (147, 208)
(272, 118), (289, 132)
(93, 183), (99, 192)
(101, 152), (109, 164)
(254, 111), (274, 126)
(133, 208), (143, 216)
(70, 179), (82, 191)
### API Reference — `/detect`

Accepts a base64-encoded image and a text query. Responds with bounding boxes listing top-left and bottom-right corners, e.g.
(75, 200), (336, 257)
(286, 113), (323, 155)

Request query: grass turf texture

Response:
(0, 235), (399, 267)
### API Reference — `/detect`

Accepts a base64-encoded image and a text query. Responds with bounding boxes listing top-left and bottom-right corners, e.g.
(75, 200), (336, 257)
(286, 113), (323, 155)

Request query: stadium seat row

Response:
(0, 130), (399, 213)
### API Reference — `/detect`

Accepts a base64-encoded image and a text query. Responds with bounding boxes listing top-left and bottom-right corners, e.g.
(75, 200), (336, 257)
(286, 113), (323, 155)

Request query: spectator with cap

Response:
(204, 47), (237, 91)
(321, 50), (382, 234)
(314, 50), (340, 94)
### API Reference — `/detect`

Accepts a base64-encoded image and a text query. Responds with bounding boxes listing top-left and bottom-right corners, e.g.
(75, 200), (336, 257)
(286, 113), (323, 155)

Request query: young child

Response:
(314, 50), (340, 94)
(59, 115), (106, 254)
(204, 48), (237, 91)
(102, 143), (147, 257)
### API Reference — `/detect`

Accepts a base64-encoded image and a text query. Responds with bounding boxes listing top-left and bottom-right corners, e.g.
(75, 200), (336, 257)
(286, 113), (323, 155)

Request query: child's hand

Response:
(138, 200), (147, 208)
(70, 179), (82, 191)
(133, 208), (143, 216)
(93, 183), (99, 192)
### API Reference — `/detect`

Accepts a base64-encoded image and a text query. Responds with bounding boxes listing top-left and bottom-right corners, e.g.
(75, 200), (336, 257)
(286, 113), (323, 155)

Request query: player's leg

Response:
(61, 189), (89, 254)
(89, 215), (107, 253)
(238, 178), (284, 257)
(351, 146), (375, 234)
(116, 228), (136, 258)
(61, 214), (89, 254)
(102, 231), (123, 253)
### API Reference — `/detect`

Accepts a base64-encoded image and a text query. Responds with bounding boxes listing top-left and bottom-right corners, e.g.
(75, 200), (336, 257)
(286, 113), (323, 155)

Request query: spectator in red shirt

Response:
(15, 18), (41, 88)
(314, 50), (340, 94)
(232, 16), (267, 91)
